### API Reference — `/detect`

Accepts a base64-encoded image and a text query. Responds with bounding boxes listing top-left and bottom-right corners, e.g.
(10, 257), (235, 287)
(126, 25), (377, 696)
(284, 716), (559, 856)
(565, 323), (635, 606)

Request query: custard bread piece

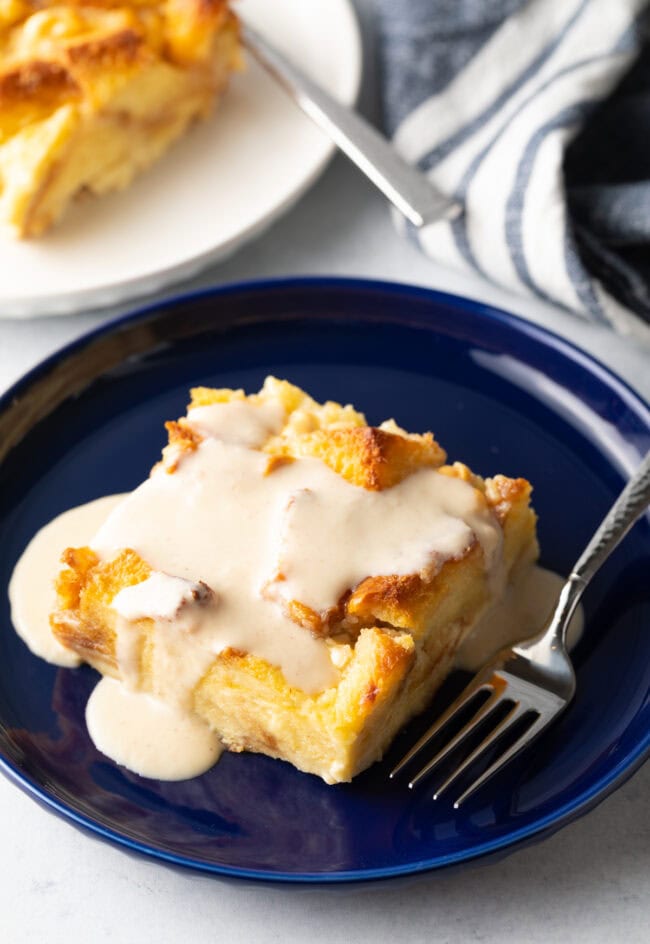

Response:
(0, 0), (242, 237)
(51, 377), (539, 784)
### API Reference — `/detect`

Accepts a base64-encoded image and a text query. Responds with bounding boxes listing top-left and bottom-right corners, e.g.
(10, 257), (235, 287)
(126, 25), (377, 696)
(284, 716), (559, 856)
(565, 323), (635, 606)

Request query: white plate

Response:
(0, 0), (361, 318)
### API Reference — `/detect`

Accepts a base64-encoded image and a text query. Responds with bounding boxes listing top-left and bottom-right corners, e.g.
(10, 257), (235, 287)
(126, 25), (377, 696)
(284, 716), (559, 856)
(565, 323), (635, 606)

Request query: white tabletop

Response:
(1, 2), (649, 940)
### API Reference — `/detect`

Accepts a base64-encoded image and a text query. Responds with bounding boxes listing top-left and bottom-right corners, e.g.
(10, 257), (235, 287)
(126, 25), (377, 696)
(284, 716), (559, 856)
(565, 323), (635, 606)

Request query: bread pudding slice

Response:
(0, 0), (242, 237)
(50, 377), (539, 784)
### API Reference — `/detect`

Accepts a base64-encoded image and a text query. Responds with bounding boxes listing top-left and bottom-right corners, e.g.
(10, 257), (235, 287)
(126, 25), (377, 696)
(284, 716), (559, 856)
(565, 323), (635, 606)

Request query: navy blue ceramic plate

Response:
(1, 278), (649, 883)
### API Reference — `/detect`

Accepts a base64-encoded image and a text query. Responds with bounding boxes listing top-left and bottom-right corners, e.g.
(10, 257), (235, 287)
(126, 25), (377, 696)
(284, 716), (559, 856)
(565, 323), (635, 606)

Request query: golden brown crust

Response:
(0, 61), (81, 105)
(278, 425), (447, 491)
(485, 474), (532, 521)
(263, 454), (296, 476)
(180, 382), (446, 490)
(0, 60), (81, 143)
(63, 28), (147, 73)
(164, 419), (203, 450)
(55, 545), (100, 611)
(347, 542), (490, 637)
(51, 547), (151, 670)
(158, 419), (204, 473)
(189, 377), (368, 431)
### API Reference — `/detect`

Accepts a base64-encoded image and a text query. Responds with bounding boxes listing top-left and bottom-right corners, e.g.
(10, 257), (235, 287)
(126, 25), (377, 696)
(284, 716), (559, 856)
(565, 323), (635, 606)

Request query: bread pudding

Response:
(47, 377), (539, 783)
(0, 0), (242, 237)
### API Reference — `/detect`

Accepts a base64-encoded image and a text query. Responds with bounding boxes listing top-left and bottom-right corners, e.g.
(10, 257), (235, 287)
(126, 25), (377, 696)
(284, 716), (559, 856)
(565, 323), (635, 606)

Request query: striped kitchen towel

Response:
(377, 0), (650, 340)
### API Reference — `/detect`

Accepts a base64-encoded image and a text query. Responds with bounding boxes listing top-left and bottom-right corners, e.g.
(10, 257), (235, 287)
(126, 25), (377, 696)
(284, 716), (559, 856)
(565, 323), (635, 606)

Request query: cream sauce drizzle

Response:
(270, 470), (503, 615)
(8, 495), (124, 667)
(86, 677), (222, 780)
(456, 565), (584, 671)
(112, 572), (215, 624)
(186, 399), (284, 447)
(7, 495), (224, 780)
(92, 434), (502, 693)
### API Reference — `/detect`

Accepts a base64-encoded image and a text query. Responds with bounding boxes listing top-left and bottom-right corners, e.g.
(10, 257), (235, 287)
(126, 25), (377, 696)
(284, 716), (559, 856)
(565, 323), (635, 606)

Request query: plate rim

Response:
(0, 0), (363, 318)
(1, 276), (649, 883)
(3, 276), (650, 429)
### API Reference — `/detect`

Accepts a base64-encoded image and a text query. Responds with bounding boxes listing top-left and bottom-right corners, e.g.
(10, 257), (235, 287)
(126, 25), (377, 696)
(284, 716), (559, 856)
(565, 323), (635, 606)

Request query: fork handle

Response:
(571, 450), (650, 589)
(242, 24), (460, 228)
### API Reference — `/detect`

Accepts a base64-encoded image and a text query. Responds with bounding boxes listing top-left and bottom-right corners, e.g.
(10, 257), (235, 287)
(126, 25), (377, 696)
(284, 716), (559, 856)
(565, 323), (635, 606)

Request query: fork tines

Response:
(389, 666), (556, 809)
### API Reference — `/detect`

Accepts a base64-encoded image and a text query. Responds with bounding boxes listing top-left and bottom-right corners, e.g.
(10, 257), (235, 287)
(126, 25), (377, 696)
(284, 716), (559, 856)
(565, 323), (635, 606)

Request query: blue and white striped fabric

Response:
(377, 0), (650, 341)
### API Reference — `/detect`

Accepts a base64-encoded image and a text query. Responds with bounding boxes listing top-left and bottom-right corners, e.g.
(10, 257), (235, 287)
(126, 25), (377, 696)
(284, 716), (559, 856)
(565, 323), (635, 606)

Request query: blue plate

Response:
(1, 278), (649, 883)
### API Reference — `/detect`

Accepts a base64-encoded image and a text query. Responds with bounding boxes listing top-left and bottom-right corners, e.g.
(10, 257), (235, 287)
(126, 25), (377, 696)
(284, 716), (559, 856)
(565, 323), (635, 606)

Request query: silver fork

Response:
(242, 23), (459, 228)
(390, 450), (650, 808)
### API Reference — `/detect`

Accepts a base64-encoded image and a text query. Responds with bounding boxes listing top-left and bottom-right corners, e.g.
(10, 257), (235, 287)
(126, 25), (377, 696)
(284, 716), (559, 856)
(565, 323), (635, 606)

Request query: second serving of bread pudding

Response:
(0, 0), (242, 237)
(50, 377), (538, 783)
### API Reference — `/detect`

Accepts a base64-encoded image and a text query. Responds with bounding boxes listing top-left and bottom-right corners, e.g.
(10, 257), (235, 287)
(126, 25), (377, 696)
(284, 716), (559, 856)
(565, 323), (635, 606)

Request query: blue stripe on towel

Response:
(416, 0), (590, 172)
(504, 103), (608, 321)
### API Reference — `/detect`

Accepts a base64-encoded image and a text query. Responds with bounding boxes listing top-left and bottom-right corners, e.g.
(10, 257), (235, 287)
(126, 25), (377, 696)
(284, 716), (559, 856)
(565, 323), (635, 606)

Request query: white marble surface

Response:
(1, 2), (648, 940)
